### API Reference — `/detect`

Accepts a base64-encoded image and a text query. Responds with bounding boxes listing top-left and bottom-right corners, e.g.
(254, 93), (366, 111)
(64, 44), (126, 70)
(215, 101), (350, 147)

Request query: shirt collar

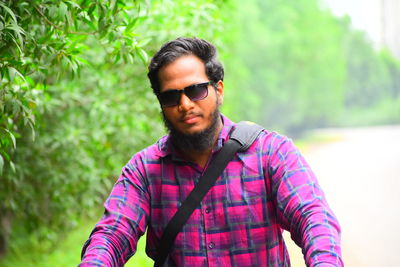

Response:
(156, 114), (235, 158)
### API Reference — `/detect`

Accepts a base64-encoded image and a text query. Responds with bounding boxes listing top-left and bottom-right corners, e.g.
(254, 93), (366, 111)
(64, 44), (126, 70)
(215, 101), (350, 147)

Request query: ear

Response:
(215, 80), (224, 105)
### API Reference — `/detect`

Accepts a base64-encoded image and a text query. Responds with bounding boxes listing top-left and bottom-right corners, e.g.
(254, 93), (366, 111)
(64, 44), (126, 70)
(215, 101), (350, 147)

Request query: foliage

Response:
(0, 0), (226, 257)
(220, 0), (400, 136)
(337, 18), (400, 126)
(0, 0), (153, 253)
(1, 0), (400, 261)
(0, 0), (152, 168)
(0, 216), (153, 266)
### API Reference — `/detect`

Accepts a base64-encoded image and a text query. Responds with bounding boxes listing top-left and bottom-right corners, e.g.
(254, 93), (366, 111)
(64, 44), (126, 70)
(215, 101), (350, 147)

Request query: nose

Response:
(178, 92), (194, 112)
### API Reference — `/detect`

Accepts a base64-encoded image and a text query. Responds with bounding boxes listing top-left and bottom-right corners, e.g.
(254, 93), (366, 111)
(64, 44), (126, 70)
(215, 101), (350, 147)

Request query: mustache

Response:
(161, 108), (221, 152)
(180, 112), (202, 121)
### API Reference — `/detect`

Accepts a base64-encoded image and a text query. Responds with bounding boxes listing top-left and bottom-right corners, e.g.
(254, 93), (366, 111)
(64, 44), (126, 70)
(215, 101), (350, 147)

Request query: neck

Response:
(180, 118), (223, 168)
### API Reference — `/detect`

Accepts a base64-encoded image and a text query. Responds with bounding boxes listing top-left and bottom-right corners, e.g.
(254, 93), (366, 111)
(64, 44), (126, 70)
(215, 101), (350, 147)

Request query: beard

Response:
(162, 107), (221, 153)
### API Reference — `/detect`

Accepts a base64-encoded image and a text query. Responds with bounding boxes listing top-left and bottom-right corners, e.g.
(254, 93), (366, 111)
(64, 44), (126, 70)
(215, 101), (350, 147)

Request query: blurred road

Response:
(284, 125), (400, 267)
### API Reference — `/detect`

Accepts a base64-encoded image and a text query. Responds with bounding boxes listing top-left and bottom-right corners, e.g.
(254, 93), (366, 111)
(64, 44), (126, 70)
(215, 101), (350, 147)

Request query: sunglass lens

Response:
(186, 83), (209, 101)
(159, 82), (210, 107)
(159, 90), (180, 107)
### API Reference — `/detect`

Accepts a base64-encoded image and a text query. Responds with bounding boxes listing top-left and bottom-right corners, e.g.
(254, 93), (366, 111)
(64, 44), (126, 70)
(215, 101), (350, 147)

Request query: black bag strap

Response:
(154, 121), (264, 267)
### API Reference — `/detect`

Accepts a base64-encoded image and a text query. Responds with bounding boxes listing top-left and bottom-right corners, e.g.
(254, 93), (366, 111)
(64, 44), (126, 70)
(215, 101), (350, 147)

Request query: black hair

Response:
(147, 37), (224, 95)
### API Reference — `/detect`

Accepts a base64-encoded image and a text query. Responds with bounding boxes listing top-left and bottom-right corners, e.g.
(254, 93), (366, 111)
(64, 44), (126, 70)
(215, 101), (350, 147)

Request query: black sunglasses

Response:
(157, 81), (212, 107)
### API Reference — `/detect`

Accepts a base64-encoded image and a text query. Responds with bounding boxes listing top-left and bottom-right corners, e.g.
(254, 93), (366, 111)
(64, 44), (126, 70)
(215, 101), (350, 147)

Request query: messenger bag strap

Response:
(154, 121), (263, 267)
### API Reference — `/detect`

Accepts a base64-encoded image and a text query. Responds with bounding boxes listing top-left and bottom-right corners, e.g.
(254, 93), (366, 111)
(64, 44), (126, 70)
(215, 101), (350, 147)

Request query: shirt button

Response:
(205, 207), (210, 214)
(208, 242), (215, 249)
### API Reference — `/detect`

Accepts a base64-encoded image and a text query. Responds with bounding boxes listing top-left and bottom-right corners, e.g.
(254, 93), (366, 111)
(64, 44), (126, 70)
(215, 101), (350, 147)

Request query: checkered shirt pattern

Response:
(80, 115), (343, 267)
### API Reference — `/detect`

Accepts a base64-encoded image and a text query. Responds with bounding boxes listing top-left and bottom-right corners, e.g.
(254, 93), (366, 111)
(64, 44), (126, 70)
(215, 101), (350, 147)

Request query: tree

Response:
(221, 0), (400, 135)
(222, 0), (346, 136)
(0, 0), (226, 257)
(0, 0), (149, 172)
(0, 0), (152, 255)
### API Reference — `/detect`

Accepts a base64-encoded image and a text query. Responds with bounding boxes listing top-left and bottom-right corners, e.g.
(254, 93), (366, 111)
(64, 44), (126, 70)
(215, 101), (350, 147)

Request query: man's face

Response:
(158, 55), (224, 136)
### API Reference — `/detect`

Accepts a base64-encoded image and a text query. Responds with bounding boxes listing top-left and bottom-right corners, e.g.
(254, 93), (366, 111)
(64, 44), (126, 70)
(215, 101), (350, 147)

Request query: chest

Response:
(147, 152), (273, 231)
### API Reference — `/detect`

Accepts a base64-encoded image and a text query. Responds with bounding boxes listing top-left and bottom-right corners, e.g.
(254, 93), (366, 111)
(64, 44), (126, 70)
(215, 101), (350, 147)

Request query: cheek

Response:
(162, 108), (176, 121)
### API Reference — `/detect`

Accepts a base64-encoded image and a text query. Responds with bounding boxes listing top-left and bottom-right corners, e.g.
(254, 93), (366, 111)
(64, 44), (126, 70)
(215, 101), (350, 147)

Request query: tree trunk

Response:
(0, 214), (12, 257)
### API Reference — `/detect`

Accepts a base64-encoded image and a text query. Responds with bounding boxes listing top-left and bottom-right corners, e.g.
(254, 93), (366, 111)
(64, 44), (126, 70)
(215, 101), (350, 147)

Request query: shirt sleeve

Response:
(266, 134), (343, 267)
(79, 153), (150, 267)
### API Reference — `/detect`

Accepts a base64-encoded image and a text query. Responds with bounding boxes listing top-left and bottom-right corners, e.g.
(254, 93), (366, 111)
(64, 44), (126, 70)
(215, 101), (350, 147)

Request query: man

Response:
(80, 37), (343, 266)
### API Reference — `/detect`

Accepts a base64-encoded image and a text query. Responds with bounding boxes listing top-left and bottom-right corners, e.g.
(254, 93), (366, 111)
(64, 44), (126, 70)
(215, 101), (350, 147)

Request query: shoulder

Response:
(242, 124), (293, 156)
(255, 129), (307, 173)
(123, 135), (169, 174)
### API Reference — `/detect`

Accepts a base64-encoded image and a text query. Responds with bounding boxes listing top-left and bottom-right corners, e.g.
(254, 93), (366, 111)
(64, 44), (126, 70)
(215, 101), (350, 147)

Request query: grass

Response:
(0, 217), (153, 267)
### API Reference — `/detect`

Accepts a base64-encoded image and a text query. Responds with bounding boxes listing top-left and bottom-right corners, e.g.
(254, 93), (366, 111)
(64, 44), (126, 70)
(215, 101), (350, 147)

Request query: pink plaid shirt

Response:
(80, 115), (343, 266)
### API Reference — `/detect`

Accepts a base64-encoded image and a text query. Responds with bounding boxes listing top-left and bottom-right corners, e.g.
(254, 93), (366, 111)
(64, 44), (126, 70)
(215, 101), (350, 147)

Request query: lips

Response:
(181, 114), (201, 124)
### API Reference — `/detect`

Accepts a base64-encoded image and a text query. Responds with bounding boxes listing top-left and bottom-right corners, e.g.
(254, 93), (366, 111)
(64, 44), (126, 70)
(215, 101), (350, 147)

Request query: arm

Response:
(80, 155), (150, 267)
(267, 134), (343, 267)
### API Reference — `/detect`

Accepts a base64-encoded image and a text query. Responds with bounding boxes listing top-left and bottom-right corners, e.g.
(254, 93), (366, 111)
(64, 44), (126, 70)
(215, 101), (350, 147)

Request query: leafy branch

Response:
(0, 0), (149, 173)
(33, 4), (95, 36)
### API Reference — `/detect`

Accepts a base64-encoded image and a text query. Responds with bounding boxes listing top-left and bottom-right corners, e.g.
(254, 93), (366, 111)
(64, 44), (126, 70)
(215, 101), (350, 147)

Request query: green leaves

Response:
(0, 2), (26, 56)
(0, 3), (18, 22)
(0, 0), (229, 257)
(136, 46), (148, 64)
(0, 0), (152, 169)
(4, 128), (16, 149)
(0, 154), (3, 174)
(7, 66), (25, 82)
(220, 0), (400, 136)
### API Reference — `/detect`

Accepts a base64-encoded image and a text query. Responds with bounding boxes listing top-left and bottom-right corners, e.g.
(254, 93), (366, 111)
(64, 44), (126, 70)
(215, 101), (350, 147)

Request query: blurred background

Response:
(0, 0), (399, 266)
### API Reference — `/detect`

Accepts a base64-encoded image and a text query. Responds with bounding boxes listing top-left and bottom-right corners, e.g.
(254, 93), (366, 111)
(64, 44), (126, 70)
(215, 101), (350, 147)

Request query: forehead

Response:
(158, 55), (208, 90)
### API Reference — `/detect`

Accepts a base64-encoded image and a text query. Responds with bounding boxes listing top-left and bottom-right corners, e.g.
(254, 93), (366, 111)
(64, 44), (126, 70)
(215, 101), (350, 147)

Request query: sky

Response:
(321, 0), (381, 44)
